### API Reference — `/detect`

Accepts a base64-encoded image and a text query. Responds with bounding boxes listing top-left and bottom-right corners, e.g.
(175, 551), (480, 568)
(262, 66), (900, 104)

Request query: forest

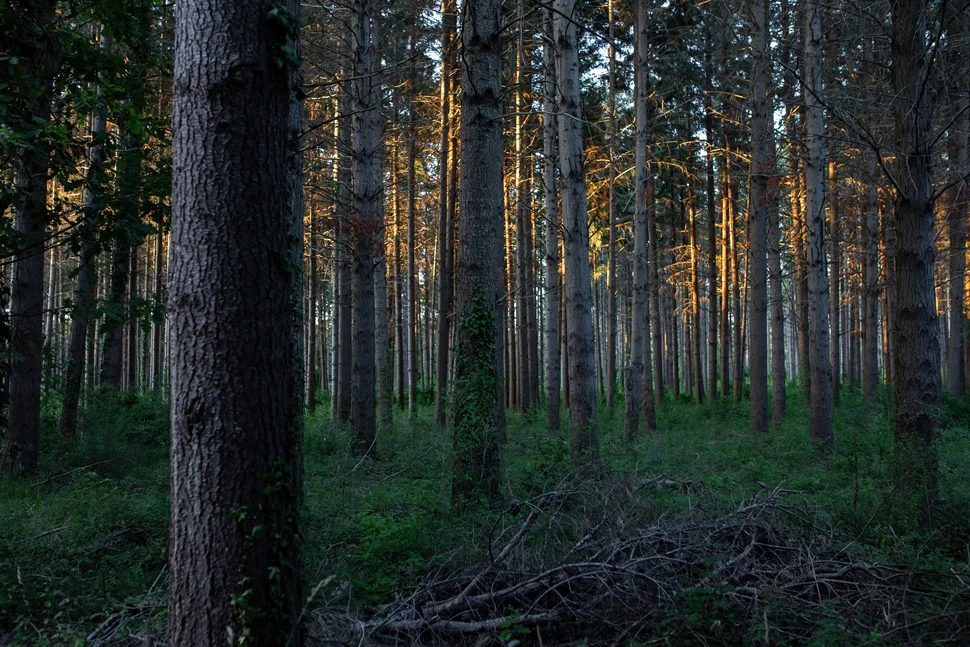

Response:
(3, 0), (970, 644)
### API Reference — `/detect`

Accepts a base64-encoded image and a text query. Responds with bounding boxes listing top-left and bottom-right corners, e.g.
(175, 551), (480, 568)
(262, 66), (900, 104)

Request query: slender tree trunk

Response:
(60, 33), (112, 438)
(768, 132), (785, 425)
(629, 0), (656, 436)
(556, 0), (598, 460)
(335, 85), (353, 423)
(704, 25), (718, 402)
(543, 6), (561, 432)
(803, 0), (834, 450)
(451, 0), (505, 509)
(435, 0), (456, 425)
(407, 65), (419, 417)
(720, 152), (731, 398)
(152, 231), (164, 390)
(828, 160), (841, 404)
(891, 0), (941, 521)
(307, 207), (318, 410)
(605, 0), (618, 414)
(730, 172), (742, 404)
(947, 11), (968, 399)
(167, 0), (304, 639)
(687, 179), (704, 404)
(862, 155), (880, 402)
(127, 246), (139, 390)
(748, 0), (769, 432)
(649, 175), (663, 405)
(349, 0), (381, 454)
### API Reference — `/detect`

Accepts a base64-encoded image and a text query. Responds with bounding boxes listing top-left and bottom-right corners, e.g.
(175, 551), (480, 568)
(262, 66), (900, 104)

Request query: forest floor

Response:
(2, 387), (970, 645)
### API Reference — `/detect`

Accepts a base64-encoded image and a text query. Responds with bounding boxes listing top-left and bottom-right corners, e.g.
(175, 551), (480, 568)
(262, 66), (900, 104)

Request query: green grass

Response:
(2, 384), (970, 644)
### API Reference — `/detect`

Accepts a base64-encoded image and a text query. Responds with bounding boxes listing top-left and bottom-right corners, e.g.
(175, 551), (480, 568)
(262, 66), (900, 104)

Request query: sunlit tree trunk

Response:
(828, 160), (841, 404)
(946, 10), (968, 399)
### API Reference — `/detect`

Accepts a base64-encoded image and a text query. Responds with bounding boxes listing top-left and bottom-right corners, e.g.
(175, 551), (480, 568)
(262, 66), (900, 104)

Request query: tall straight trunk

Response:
(152, 230), (164, 390)
(792, 160), (811, 397)
(435, 0), (456, 425)
(748, 0), (769, 432)
(349, 0), (381, 454)
(392, 132), (406, 409)
(605, 0), (618, 414)
(307, 207), (318, 409)
(719, 152), (731, 397)
(862, 155), (880, 402)
(803, 0), (834, 450)
(704, 25), (718, 402)
(687, 179), (704, 404)
(60, 32), (112, 438)
(828, 160), (841, 404)
(768, 132), (785, 425)
(101, 117), (144, 389)
(543, 10), (561, 431)
(947, 11), (968, 399)
(555, 0), (598, 460)
(406, 65), (419, 416)
(890, 0), (941, 521)
(730, 173), (742, 404)
(648, 173), (663, 406)
(3, 0), (58, 477)
(127, 246), (139, 390)
(335, 85), (353, 423)
(514, 0), (532, 413)
(451, 0), (505, 509)
(629, 0), (656, 434)
(167, 0), (304, 639)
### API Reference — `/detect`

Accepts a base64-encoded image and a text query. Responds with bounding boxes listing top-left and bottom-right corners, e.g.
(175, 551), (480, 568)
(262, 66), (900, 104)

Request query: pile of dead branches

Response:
(312, 474), (970, 645)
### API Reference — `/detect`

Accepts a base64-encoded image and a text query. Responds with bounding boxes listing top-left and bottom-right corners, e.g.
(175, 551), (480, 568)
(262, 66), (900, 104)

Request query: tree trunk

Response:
(687, 179), (704, 405)
(335, 84), (353, 423)
(947, 10), (968, 399)
(3, 0), (59, 477)
(891, 0), (941, 522)
(748, 0), (769, 433)
(451, 0), (505, 510)
(768, 132), (785, 425)
(556, 0), (598, 461)
(828, 160), (841, 404)
(349, 0), (381, 455)
(862, 155), (880, 402)
(60, 32), (112, 439)
(606, 0), (618, 414)
(628, 0), (656, 437)
(803, 0), (834, 450)
(543, 5), (561, 433)
(435, 0), (456, 425)
(307, 206), (318, 410)
(167, 0), (304, 640)
(704, 24), (718, 403)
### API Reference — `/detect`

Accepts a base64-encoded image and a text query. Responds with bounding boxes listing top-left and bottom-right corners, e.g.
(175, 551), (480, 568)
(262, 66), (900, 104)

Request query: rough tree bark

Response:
(828, 160), (841, 404)
(946, 9), (968, 400)
(349, 0), (381, 455)
(891, 0), (941, 522)
(451, 0), (505, 509)
(167, 0), (304, 640)
(334, 82), (353, 423)
(555, 0), (598, 461)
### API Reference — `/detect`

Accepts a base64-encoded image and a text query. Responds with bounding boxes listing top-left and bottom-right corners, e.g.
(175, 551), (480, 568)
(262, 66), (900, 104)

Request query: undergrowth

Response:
(1, 384), (968, 644)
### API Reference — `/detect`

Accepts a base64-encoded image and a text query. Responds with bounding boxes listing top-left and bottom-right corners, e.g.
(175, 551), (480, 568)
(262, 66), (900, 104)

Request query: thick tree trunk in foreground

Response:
(349, 0), (381, 454)
(556, 0), (598, 461)
(543, 6), (561, 433)
(168, 0), (304, 641)
(803, 0), (834, 450)
(3, 0), (59, 477)
(451, 0), (505, 510)
(891, 0), (941, 522)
